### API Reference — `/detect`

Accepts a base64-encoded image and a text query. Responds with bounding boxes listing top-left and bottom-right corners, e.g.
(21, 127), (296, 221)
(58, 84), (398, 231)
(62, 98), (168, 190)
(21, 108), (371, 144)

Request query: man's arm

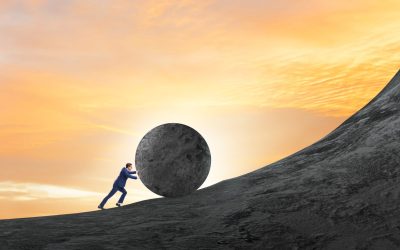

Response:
(123, 168), (137, 179)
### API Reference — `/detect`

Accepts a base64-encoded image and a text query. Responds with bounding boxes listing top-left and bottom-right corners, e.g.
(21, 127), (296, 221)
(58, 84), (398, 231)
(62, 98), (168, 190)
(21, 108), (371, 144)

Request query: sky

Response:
(0, 0), (399, 219)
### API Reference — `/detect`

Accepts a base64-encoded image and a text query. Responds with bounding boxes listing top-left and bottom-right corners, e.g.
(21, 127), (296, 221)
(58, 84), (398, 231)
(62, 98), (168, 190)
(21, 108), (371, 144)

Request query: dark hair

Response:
(126, 163), (132, 168)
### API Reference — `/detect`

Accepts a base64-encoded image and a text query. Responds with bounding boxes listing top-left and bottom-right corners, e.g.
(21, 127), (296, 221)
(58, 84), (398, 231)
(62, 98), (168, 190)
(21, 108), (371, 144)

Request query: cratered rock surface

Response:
(135, 123), (211, 197)
(1, 70), (400, 249)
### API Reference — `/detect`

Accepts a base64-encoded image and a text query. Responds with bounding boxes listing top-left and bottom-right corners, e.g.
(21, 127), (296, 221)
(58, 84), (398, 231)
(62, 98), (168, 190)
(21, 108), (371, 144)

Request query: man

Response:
(98, 163), (138, 209)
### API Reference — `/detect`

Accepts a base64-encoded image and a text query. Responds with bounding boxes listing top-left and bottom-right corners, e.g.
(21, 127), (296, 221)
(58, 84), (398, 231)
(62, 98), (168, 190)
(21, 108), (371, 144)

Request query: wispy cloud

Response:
(0, 182), (100, 201)
(91, 124), (139, 137)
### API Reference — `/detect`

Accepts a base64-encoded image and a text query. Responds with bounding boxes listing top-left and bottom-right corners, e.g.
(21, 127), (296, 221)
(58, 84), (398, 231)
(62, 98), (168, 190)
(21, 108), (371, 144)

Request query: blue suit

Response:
(99, 167), (137, 208)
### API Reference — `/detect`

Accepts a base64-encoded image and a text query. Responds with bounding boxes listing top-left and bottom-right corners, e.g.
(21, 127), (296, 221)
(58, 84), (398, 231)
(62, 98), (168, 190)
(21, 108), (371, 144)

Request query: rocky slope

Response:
(0, 70), (399, 250)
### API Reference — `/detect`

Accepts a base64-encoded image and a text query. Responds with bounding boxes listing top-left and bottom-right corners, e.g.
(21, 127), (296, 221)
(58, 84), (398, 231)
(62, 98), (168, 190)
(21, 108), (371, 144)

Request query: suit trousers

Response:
(99, 185), (127, 207)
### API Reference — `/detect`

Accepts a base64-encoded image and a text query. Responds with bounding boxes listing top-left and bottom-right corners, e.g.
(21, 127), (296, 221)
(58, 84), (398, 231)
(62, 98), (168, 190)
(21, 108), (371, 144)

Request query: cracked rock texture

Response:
(135, 123), (211, 197)
(0, 70), (399, 250)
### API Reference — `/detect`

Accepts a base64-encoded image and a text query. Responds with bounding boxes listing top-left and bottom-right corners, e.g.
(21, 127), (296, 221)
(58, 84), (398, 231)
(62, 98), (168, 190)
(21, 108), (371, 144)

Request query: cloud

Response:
(0, 181), (100, 201)
(255, 35), (400, 116)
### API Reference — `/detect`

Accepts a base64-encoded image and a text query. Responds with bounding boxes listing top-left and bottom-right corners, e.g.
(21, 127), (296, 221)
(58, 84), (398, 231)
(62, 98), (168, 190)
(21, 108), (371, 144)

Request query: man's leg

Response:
(117, 187), (127, 204)
(99, 186), (118, 208)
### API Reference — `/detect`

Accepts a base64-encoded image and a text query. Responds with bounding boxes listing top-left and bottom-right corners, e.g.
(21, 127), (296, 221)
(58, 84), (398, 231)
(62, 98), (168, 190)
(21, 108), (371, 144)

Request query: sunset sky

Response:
(0, 0), (399, 219)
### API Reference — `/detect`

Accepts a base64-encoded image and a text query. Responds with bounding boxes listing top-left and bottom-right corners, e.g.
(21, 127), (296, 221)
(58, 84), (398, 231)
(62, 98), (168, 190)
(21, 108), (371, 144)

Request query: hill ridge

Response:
(1, 69), (399, 250)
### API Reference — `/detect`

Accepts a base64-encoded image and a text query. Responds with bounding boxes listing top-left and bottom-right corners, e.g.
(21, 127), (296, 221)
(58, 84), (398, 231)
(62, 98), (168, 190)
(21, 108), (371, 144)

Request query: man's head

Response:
(126, 163), (133, 170)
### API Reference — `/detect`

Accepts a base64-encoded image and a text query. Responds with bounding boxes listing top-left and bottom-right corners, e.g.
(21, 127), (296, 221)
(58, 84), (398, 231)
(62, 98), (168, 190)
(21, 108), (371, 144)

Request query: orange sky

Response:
(0, 0), (399, 219)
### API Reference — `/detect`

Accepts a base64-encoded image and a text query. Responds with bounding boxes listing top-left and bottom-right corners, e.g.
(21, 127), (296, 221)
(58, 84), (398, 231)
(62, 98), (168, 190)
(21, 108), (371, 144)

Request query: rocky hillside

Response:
(1, 70), (399, 250)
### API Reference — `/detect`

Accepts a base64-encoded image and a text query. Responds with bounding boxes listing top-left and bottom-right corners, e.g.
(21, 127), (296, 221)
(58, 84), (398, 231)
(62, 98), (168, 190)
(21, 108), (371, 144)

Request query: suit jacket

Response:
(114, 167), (137, 188)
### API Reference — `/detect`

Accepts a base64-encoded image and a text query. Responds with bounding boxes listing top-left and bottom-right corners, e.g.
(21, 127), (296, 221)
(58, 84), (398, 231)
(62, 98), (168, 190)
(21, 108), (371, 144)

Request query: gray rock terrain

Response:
(0, 70), (399, 250)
